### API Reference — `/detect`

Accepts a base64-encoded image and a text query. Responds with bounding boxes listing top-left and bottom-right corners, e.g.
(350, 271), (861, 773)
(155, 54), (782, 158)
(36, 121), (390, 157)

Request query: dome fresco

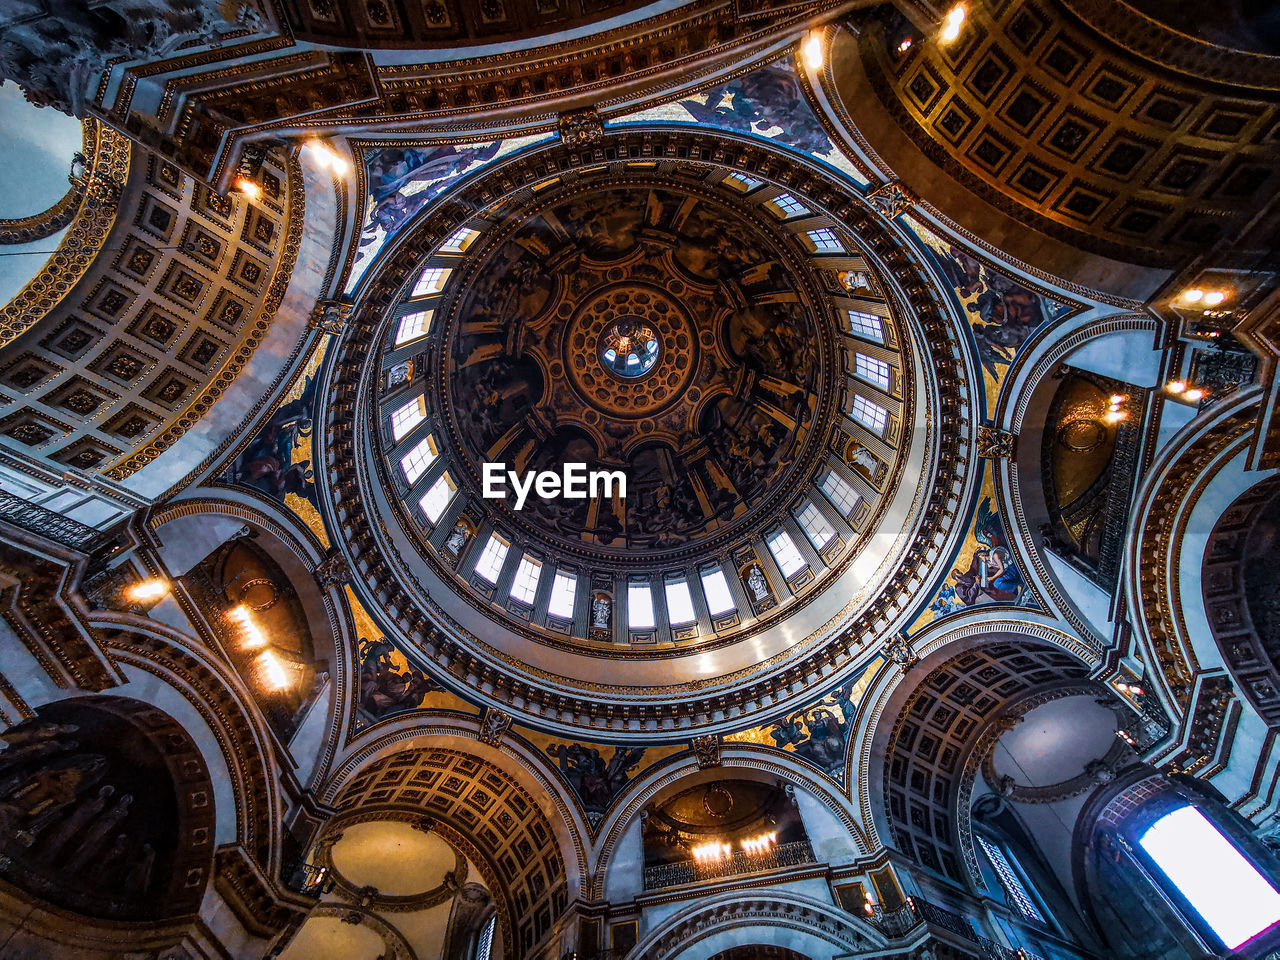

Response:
(360, 140), (952, 675)
(1, 6), (1279, 960)
(441, 179), (836, 558)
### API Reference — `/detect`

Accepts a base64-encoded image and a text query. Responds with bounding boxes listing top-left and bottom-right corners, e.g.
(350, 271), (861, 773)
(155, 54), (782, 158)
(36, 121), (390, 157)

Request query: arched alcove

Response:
(0, 696), (214, 923)
(1202, 474), (1280, 724)
(875, 636), (1096, 886)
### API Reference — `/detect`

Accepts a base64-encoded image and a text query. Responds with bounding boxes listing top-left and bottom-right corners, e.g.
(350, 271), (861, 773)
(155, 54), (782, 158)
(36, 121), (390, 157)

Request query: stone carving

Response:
(478, 708), (512, 746)
(691, 735), (721, 768)
(847, 442), (887, 483)
(866, 180), (916, 220)
(976, 425), (1016, 459)
(312, 550), (350, 588)
(386, 360), (413, 388)
(740, 561), (776, 613)
(884, 634), (917, 668)
(309, 298), (354, 336)
(589, 589), (613, 642)
(0, 0), (246, 116)
(558, 108), (604, 147)
(443, 520), (471, 557)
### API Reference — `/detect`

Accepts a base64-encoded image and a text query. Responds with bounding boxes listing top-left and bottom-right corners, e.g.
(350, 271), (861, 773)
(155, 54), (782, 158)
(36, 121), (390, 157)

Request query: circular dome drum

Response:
(326, 129), (976, 734)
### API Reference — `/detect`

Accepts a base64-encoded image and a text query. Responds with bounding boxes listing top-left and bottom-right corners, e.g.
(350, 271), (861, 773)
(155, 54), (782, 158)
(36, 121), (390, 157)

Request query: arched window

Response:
(474, 915), (496, 960)
(1138, 804), (1280, 951)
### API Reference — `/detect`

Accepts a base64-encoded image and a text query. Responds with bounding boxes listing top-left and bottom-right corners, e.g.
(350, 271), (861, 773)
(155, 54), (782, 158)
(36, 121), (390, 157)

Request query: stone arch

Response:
(1124, 390), (1270, 714)
(870, 630), (1098, 889)
(1001, 314), (1162, 644)
(93, 617), (282, 868)
(630, 889), (885, 960)
(849, 613), (1101, 844)
(323, 717), (589, 893)
(590, 746), (871, 902)
(1201, 473), (1280, 725)
(708, 948), (814, 960)
(322, 740), (576, 959)
(279, 903), (416, 960)
(149, 491), (351, 787)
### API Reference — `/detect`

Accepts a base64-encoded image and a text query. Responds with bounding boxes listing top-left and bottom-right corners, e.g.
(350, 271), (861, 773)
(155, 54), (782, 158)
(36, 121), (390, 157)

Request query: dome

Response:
(439, 178), (842, 565)
(344, 129), (972, 732)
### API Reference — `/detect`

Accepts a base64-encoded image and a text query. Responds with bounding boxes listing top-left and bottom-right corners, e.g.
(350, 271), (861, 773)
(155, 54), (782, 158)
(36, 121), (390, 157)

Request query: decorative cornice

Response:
(1058, 0), (1280, 90)
(0, 120), (129, 349)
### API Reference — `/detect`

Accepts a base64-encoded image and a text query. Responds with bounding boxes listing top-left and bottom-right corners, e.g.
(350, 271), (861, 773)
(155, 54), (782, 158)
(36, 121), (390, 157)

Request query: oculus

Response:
(599, 318), (661, 379)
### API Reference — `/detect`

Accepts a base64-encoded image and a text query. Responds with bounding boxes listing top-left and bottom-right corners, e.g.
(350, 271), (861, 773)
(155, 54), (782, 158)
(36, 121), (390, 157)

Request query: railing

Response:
(642, 839), (816, 890)
(0, 490), (111, 551)
(864, 897), (1046, 960)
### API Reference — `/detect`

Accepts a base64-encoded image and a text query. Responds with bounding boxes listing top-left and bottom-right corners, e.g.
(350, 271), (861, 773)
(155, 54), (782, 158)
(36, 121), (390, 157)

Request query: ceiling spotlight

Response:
(124, 578), (170, 604)
(307, 139), (352, 177)
(802, 32), (824, 70)
(1110, 394), (1127, 404)
(233, 176), (262, 199)
(741, 831), (778, 855)
(1104, 410), (1126, 423)
(258, 650), (291, 690)
(897, 37), (914, 53)
(1184, 388), (1205, 402)
(941, 4), (965, 41)
(1181, 288), (1205, 304)
(692, 841), (731, 862)
(229, 604), (269, 649)
(1203, 290), (1227, 306)
(1165, 379), (1187, 394)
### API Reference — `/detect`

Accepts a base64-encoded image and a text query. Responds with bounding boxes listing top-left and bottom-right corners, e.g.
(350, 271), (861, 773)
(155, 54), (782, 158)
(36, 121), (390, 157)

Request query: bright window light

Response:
(821, 470), (860, 515)
(412, 266), (451, 297)
(770, 193), (809, 218)
(847, 310), (885, 342)
(855, 353), (891, 389)
(701, 567), (736, 616)
(766, 528), (807, 577)
(628, 581), (656, 630)
(665, 579), (697, 625)
(724, 172), (762, 191)
(474, 534), (509, 584)
(1140, 805), (1280, 949)
(807, 228), (844, 253)
(396, 309), (433, 345)
(391, 396), (426, 441)
(796, 500), (836, 549)
(851, 394), (889, 435)
(977, 835), (1044, 922)
(439, 226), (479, 253)
(419, 471), (456, 523)
(547, 570), (578, 619)
(401, 434), (438, 483)
(509, 555), (542, 605)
